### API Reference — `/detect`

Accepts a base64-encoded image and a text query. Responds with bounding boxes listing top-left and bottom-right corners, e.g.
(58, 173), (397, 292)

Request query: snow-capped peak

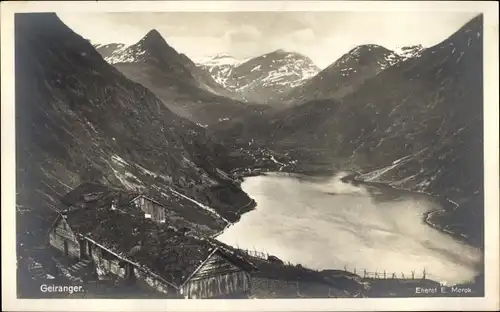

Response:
(393, 44), (425, 61)
(196, 50), (321, 103)
(96, 29), (183, 65)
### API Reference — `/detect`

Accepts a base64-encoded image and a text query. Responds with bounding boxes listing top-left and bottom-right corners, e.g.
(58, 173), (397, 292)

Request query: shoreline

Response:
(341, 172), (474, 247)
(211, 198), (256, 238)
(232, 166), (475, 249)
(220, 169), (480, 289)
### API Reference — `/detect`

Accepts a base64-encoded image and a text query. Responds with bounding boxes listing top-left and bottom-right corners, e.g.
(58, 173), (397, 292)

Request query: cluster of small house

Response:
(48, 183), (256, 299)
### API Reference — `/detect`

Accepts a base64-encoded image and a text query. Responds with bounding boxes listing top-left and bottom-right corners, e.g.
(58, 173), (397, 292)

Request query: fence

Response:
(239, 248), (269, 260)
(235, 247), (296, 266)
(342, 265), (428, 280)
(234, 247), (430, 281)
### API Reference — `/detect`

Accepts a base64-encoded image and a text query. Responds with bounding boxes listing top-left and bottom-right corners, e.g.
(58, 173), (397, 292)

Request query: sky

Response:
(58, 11), (479, 69)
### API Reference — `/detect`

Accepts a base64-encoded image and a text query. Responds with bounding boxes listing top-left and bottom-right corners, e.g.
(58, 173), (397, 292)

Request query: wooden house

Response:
(130, 194), (166, 222)
(179, 247), (252, 298)
(48, 182), (256, 298)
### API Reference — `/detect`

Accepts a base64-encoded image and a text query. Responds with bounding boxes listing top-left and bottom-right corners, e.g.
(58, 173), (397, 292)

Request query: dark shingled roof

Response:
(61, 182), (139, 209)
(58, 183), (249, 287)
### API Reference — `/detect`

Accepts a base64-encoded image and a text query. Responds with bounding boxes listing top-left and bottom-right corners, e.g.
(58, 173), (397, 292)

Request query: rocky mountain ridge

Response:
(94, 30), (271, 126)
(281, 44), (425, 104)
(197, 50), (320, 104)
(195, 44), (424, 105)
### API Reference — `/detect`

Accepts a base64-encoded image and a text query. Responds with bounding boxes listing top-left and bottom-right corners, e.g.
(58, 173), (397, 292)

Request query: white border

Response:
(1, 1), (499, 311)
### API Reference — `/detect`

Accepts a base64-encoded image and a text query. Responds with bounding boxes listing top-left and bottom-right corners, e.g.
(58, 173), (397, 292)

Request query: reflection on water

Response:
(217, 172), (481, 285)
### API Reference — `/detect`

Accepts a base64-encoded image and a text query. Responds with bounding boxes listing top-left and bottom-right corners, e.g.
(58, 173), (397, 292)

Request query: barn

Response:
(48, 182), (255, 298)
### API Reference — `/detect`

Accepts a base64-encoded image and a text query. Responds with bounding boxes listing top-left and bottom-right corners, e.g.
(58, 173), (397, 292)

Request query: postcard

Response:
(1, 1), (499, 311)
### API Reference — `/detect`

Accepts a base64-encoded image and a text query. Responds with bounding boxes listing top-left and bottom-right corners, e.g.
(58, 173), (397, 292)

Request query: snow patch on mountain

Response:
(194, 54), (249, 87)
(251, 65), (262, 72)
(196, 51), (321, 103)
(195, 54), (248, 66)
(102, 43), (149, 64)
(393, 44), (425, 61)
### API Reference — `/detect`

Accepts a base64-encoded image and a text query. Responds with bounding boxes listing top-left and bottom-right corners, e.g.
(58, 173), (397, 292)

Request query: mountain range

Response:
(96, 33), (425, 111)
(197, 45), (423, 104)
(95, 30), (270, 126)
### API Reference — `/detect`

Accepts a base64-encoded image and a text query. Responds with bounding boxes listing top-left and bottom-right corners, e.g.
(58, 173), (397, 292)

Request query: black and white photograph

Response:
(2, 1), (499, 311)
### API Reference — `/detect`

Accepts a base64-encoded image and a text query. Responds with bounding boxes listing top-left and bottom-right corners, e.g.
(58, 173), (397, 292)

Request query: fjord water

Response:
(217, 173), (481, 285)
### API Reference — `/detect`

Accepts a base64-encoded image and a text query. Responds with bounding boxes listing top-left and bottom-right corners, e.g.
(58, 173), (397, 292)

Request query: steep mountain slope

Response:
(98, 30), (222, 92)
(197, 50), (320, 104)
(228, 15), (484, 245)
(283, 44), (424, 104)
(95, 32), (269, 125)
(15, 13), (254, 235)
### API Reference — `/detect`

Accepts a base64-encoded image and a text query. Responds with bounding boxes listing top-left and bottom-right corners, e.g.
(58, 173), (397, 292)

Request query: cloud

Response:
(224, 24), (262, 43)
(163, 36), (230, 60)
(288, 28), (316, 44)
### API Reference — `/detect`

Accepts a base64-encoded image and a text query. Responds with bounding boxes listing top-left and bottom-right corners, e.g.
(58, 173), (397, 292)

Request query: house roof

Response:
(129, 194), (167, 208)
(56, 182), (253, 287)
(60, 182), (139, 209)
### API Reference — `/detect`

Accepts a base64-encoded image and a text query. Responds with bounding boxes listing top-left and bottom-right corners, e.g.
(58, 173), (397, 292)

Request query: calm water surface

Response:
(217, 172), (481, 285)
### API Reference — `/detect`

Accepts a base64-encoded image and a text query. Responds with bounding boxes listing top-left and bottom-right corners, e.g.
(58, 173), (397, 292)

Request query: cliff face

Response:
(15, 13), (253, 233)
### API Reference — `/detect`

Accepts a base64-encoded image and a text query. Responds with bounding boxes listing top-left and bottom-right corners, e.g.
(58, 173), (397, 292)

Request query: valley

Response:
(14, 11), (485, 299)
(213, 14), (484, 249)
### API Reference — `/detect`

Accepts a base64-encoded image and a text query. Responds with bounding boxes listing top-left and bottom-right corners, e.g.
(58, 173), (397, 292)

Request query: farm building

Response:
(130, 194), (166, 222)
(48, 182), (256, 298)
(60, 183), (168, 223)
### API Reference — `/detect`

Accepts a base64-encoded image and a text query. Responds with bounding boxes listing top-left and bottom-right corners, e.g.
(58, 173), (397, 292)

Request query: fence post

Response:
(384, 270), (386, 279)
